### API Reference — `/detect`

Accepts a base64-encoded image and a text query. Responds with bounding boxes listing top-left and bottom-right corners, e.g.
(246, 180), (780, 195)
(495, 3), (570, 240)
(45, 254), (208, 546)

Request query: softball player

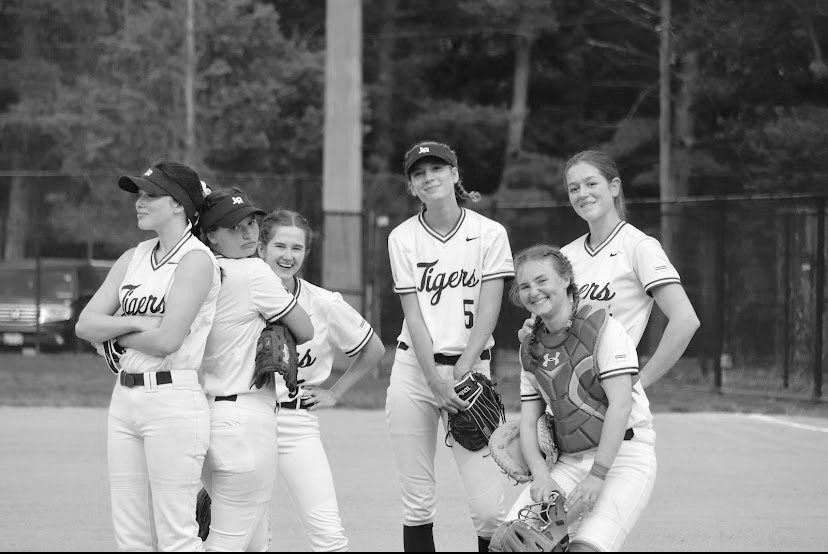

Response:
(519, 150), (699, 389)
(254, 209), (385, 552)
(385, 141), (514, 553)
(509, 244), (656, 552)
(75, 161), (221, 552)
(196, 189), (314, 552)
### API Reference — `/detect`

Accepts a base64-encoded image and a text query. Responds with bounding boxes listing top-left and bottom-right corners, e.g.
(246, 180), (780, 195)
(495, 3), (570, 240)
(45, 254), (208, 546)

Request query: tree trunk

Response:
(499, 16), (534, 192)
(649, 0), (673, 358)
(372, 0), (399, 174)
(5, 158), (30, 261)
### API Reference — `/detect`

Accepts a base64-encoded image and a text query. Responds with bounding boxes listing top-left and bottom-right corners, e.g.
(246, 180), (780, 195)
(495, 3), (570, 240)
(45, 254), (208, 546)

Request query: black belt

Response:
(119, 371), (173, 388)
(397, 342), (491, 366)
(277, 398), (313, 410)
(216, 395), (237, 402)
(624, 428), (634, 441)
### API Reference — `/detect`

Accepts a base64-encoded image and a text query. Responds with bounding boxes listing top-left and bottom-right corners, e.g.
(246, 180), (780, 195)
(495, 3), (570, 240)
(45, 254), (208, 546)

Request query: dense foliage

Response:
(0, 0), (826, 256)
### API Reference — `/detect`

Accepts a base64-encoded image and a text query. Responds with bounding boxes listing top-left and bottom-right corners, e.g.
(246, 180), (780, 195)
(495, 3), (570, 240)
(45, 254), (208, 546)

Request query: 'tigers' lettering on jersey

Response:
(577, 282), (616, 302)
(298, 349), (316, 368)
(121, 284), (165, 315)
(416, 260), (480, 305)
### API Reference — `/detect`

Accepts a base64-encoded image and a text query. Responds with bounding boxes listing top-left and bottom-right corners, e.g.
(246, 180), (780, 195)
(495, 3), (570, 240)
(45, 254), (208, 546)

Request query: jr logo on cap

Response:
(419, 146), (430, 154)
(232, 197), (244, 204)
(143, 169), (153, 177)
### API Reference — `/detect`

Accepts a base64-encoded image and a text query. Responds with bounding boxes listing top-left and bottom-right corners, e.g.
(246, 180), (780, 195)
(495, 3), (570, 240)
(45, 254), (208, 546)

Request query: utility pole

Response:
(184, 0), (196, 166)
(322, 0), (363, 313)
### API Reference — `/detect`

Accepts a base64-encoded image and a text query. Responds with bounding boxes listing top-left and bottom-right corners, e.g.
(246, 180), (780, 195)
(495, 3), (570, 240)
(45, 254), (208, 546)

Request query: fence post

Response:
(713, 199), (726, 392)
(813, 196), (825, 400)
(783, 213), (791, 388)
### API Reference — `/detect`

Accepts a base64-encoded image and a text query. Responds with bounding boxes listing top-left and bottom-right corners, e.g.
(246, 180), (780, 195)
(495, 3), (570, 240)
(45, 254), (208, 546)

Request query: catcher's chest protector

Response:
(521, 305), (609, 454)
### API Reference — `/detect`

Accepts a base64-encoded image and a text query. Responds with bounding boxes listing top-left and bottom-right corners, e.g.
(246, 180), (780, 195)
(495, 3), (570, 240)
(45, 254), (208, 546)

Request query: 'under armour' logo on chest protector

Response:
(520, 305), (609, 454)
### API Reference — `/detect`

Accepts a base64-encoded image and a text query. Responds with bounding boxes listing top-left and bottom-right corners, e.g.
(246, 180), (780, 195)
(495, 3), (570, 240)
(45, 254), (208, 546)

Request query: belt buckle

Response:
(121, 372), (136, 388)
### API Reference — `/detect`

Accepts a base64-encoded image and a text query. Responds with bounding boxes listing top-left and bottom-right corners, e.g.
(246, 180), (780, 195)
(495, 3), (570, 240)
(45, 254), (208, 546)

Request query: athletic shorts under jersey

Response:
(388, 207), (514, 355)
(118, 229), (220, 374)
(561, 221), (681, 346)
(200, 255), (298, 397)
(518, 315), (654, 431)
(273, 277), (376, 404)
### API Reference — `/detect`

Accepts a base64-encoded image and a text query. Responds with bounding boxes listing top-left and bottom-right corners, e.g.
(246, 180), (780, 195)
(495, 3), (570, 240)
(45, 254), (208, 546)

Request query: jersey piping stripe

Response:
(265, 296), (298, 323)
(599, 366), (639, 380)
(582, 221), (627, 257)
(417, 208), (466, 243)
(482, 270), (516, 281)
(293, 276), (302, 297)
(521, 392), (543, 402)
(344, 327), (375, 357)
(393, 285), (418, 294)
(150, 227), (194, 271)
(643, 277), (682, 293)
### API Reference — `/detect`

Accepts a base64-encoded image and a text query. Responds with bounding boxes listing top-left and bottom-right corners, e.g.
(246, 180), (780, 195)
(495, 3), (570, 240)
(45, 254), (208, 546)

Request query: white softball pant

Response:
(250, 407), (348, 552)
(506, 426), (657, 552)
(107, 370), (209, 552)
(201, 393), (279, 552)
(385, 348), (507, 539)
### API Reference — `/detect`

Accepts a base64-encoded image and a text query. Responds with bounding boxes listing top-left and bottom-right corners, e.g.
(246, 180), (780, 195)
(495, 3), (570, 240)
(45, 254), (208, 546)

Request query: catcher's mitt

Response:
(446, 372), (506, 452)
(489, 493), (569, 552)
(196, 487), (211, 541)
(489, 413), (559, 484)
(253, 321), (298, 392)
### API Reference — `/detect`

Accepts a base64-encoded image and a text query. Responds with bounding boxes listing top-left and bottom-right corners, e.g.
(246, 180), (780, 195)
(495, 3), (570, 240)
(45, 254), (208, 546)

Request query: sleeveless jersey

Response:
(519, 312), (654, 435)
(274, 277), (375, 403)
(200, 256), (299, 397)
(118, 228), (220, 374)
(388, 207), (514, 354)
(561, 221), (681, 346)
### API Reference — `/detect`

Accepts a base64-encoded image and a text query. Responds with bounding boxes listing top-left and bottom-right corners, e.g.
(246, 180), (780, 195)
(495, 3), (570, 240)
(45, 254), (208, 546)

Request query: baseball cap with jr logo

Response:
(199, 191), (266, 231)
(404, 142), (458, 176)
(118, 163), (206, 223)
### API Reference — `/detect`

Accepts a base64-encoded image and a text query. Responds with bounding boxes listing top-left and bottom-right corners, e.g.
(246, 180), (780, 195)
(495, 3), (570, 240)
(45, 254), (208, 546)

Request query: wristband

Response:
(589, 463), (609, 481)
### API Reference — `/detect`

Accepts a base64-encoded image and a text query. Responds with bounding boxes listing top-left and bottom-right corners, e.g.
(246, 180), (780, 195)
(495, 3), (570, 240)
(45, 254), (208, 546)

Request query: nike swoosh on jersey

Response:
(466, 237), (479, 241)
(610, 252), (620, 256)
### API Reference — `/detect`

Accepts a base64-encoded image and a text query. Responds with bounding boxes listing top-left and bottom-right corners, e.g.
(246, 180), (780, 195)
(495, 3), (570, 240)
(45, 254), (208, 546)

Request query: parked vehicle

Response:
(0, 258), (114, 351)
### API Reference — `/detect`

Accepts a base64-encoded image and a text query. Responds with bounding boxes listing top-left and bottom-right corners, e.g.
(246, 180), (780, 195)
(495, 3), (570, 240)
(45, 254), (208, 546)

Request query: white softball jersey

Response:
(561, 221), (681, 346)
(519, 316), (654, 430)
(200, 255), (299, 398)
(274, 277), (375, 404)
(118, 228), (221, 374)
(388, 207), (514, 355)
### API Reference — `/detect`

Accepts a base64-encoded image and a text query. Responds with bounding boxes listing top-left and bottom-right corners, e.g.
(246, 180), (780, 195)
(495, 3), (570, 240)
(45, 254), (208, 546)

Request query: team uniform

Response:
(385, 207), (514, 539)
(255, 276), (375, 552)
(108, 228), (221, 552)
(512, 309), (656, 552)
(199, 255), (299, 552)
(561, 221), (681, 346)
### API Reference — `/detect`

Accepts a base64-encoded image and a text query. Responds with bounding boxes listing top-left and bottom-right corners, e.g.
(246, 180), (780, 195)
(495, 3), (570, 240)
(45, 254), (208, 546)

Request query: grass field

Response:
(1, 349), (827, 419)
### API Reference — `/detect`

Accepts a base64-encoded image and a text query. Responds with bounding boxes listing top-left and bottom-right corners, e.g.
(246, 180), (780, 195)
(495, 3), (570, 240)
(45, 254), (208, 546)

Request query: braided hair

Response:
(403, 141), (481, 204)
(508, 244), (580, 349)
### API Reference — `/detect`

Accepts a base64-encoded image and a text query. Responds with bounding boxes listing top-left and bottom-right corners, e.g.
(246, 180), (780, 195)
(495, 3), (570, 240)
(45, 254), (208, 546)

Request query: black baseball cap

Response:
(119, 164), (205, 222)
(199, 191), (266, 230)
(404, 142), (457, 175)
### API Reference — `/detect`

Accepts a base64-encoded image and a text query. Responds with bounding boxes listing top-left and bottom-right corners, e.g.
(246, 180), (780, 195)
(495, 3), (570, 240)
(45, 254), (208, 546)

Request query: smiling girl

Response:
(509, 244), (656, 552)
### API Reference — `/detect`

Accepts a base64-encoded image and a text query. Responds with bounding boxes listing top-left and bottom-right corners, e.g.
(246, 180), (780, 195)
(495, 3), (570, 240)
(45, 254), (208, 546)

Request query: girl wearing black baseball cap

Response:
(194, 188), (314, 551)
(75, 160), (222, 551)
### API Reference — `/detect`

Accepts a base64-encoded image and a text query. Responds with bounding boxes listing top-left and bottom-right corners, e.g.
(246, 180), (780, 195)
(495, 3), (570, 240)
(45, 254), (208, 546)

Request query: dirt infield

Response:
(1, 408), (826, 552)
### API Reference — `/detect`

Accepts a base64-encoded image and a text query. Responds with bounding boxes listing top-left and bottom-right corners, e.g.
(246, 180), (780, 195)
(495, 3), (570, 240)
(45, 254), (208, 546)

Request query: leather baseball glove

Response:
(196, 486), (211, 541)
(252, 321), (298, 392)
(489, 413), (559, 484)
(446, 372), (506, 452)
(489, 494), (569, 552)
(94, 338), (126, 374)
